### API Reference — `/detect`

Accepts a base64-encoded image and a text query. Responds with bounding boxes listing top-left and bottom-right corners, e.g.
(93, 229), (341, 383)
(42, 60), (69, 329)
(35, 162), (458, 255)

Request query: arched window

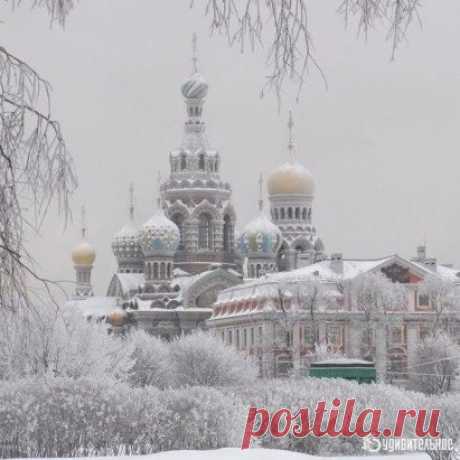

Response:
(288, 207), (293, 219)
(223, 214), (233, 253)
(167, 263), (171, 279)
(198, 213), (213, 249)
(256, 264), (262, 278)
(160, 262), (166, 279)
(180, 154), (187, 170)
(171, 213), (185, 250)
(199, 154), (205, 170)
(302, 208), (307, 220)
(153, 262), (158, 279)
(280, 208), (285, 220)
(295, 207), (300, 219)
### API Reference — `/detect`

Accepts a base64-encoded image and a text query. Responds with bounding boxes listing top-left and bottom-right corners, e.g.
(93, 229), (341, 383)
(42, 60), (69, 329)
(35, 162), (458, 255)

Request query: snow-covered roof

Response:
(411, 261), (460, 282)
(116, 273), (145, 293)
(65, 296), (119, 318)
(313, 358), (374, 366)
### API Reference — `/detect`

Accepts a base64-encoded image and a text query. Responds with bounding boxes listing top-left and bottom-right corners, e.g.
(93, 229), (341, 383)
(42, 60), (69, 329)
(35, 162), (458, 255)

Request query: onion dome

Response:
(239, 214), (282, 257)
(267, 161), (315, 196)
(139, 209), (180, 257)
(181, 72), (208, 99)
(72, 240), (96, 266)
(112, 222), (142, 262)
(108, 309), (127, 327)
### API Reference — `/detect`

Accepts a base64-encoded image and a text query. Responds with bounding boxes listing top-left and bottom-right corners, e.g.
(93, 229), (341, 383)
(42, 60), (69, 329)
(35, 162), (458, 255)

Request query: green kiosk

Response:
(309, 358), (376, 384)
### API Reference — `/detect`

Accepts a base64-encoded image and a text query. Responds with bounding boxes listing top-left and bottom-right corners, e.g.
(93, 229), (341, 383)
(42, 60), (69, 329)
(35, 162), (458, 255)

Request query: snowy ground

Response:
(69, 449), (430, 460)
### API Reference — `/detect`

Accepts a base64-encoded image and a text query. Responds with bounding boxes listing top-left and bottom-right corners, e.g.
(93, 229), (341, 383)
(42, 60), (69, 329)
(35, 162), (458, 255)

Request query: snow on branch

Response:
(0, 44), (77, 311)
(192, 0), (422, 102)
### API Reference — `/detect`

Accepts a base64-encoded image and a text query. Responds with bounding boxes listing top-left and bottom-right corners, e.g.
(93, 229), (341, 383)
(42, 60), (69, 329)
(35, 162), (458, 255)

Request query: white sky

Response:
(2, 1), (460, 296)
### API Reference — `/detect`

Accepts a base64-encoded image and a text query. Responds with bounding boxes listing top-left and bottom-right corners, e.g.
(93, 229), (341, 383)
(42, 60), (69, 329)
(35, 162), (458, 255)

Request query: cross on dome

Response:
(129, 183), (135, 221)
(192, 32), (198, 73)
(287, 110), (295, 161)
(258, 173), (264, 212)
(81, 205), (87, 239)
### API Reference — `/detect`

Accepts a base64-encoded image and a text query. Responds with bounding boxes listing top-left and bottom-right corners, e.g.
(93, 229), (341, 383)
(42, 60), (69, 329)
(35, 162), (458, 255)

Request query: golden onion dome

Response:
(108, 309), (127, 327)
(267, 162), (314, 196)
(71, 240), (96, 266)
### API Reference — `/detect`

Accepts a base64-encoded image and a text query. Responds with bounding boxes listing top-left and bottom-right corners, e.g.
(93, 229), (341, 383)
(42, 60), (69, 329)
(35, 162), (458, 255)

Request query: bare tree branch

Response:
(0, 43), (77, 312)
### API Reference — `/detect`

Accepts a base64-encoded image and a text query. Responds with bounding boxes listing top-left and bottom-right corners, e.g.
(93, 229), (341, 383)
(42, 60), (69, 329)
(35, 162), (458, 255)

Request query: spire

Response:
(287, 110), (295, 162)
(129, 183), (135, 221)
(157, 171), (162, 208)
(81, 205), (87, 239)
(192, 32), (198, 73)
(258, 173), (264, 212)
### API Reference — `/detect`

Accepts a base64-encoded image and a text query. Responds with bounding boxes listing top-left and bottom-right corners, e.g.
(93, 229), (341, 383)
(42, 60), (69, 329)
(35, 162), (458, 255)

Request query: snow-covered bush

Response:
(153, 386), (245, 451)
(0, 306), (134, 381)
(168, 330), (257, 387)
(414, 332), (460, 395)
(128, 329), (172, 388)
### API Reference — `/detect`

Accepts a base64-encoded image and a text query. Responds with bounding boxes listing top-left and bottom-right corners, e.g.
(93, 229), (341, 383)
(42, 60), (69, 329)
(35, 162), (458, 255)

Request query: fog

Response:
(2, 1), (460, 296)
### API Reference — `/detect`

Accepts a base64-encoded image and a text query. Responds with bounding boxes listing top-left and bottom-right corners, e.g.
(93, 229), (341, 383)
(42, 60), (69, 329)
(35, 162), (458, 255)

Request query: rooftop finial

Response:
(192, 33), (198, 73)
(81, 205), (87, 239)
(258, 173), (264, 212)
(287, 110), (295, 161)
(157, 171), (162, 208)
(129, 183), (135, 221)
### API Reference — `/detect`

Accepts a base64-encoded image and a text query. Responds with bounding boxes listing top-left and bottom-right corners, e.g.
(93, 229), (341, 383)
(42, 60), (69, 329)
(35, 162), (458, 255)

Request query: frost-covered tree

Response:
(419, 274), (460, 333)
(0, 304), (134, 380)
(191, 0), (422, 100)
(350, 271), (407, 355)
(414, 332), (460, 395)
(128, 329), (172, 388)
(169, 330), (257, 387)
(0, 0), (76, 313)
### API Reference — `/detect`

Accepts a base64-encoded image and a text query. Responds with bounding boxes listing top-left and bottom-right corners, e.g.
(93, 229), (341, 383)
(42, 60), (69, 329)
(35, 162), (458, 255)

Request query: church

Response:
(68, 38), (460, 383)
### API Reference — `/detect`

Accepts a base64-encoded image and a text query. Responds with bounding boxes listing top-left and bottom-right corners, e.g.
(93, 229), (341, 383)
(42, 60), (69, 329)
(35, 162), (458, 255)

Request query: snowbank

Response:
(52, 449), (430, 460)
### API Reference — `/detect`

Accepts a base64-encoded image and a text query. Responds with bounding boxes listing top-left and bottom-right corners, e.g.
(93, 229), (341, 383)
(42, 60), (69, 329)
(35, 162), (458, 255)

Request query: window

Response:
(250, 327), (255, 346)
(221, 330), (225, 342)
(274, 208), (279, 220)
(288, 207), (293, 219)
(280, 208), (285, 219)
(391, 326), (406, 345)
(418, 293), (430, 309)
(223, 215), (233, 253)
(243, 329), (247, 348)
(302, 208), (307, 220)
(180, 154), (187, 170)
(236, 329), (240, 349)
(258, 326), (263, 345)
(227, 329), (233, 345)
(326, 324), (344, 352)
(172, 213), (185, 250)
(295, 207), (300, 219)
(303, 326), (314, 346)
(198, 213), (213, 249)
(199, 153), (205, 170)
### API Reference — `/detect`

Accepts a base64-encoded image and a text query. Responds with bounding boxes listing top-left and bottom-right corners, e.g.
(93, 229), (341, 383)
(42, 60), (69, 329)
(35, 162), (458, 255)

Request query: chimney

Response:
(330, 253), (343, 274)
(416, 245), (426, 261)
(424, 257), (437, 272)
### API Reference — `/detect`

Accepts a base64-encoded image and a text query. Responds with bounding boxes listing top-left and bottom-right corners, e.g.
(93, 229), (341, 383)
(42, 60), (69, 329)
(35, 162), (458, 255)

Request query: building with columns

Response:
(207, 251), (460, 384)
